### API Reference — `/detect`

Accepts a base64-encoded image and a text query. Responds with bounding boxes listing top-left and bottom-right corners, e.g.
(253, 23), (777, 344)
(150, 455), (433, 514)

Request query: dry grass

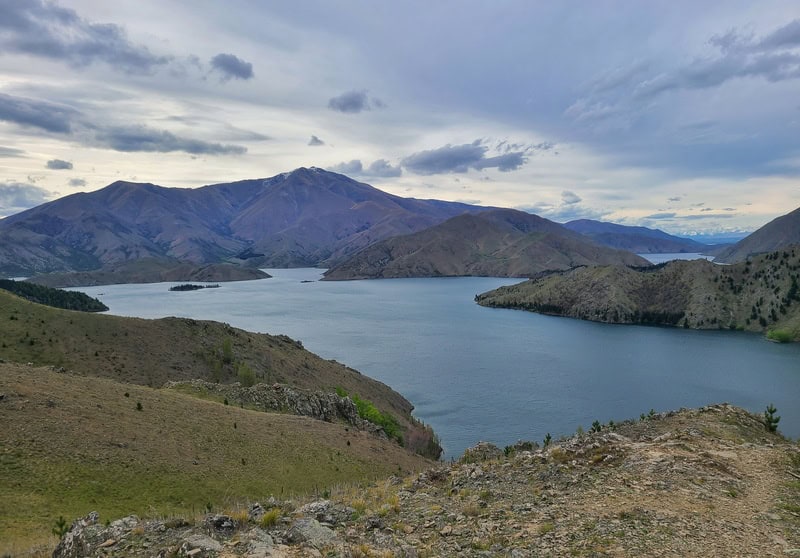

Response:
(0, 363), (432, 553)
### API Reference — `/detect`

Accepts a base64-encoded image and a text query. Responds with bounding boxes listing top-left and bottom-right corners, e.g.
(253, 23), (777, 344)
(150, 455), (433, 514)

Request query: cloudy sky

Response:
(1, 1), (799, 236)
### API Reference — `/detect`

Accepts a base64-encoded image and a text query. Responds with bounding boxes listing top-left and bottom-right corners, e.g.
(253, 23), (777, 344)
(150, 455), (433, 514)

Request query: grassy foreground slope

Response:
(0, 289), (422, 434)
(477, 247), (800, 340)
(0, 363), (432, 551)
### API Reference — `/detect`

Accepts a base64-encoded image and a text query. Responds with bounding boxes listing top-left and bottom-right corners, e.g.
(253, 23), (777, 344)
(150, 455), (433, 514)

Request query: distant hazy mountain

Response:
(714, 206), (800, 263)
(323, 209), (649, 280)
(563, 219), (709, 254)
(0, 168), (482, 275)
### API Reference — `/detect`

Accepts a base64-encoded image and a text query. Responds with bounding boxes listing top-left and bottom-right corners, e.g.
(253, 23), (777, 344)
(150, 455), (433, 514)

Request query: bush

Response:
(767, 329), (794, 343)
(352, 394), (402, 444)
(237, 362), (256, 387)
(764, 404), (780, 433)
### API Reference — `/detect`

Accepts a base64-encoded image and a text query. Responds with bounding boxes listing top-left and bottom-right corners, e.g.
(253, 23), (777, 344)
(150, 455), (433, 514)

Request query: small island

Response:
(168, 283), (220, 292)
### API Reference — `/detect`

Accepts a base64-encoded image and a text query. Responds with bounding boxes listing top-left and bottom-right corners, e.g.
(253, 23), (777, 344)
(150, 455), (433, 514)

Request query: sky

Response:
(0, 1), (799, 237)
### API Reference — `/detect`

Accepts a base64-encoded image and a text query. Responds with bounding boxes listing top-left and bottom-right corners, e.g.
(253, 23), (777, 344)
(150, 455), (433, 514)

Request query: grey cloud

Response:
(46, 158), (72, 170)
(756, 19), (800, 51)
(327, 90), (384, 113)
(94, 125), (246, 155)
(0, 0), (172, 73)
(328, 160), (363, 175)
(645, 212), (677, 219)
(68, 178), (86, 187)
(561, 190), (581, 205)
(210, 53), (254, 81)
(667, 196), (682, 202)
(401, 140), (530, 175)
(308, 135), (325, 146)
(0, 181), (51, 217)
(0, 146), (25, 157)
(631, 20), (800, 101)
(365, 159), (402, 177)
(0, 93), (79, 133)
(679, 213), (736, 220)
(517, 202), (610, 223)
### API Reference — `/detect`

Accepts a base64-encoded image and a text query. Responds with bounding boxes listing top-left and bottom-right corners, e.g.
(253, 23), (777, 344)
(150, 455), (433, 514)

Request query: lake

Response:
(79, 269), (800, 458)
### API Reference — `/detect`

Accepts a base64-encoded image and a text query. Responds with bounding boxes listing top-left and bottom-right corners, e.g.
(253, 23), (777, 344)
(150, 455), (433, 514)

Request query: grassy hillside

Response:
(0, 363), (432, 552)
(477, 246), (800, 340)
(0, 289), (439, 456)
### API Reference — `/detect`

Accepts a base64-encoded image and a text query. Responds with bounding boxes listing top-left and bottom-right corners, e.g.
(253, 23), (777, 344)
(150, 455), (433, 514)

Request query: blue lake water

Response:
(78, 269), (800, 458)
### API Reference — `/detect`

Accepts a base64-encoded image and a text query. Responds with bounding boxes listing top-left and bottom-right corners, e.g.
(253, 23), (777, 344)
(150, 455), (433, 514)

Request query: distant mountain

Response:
(563, 219), (709, 254)
(323, 209), (649, 280)
(476, 247), (800, 340)
(714, 206), (800, 263)
(0, 168), (482, 275)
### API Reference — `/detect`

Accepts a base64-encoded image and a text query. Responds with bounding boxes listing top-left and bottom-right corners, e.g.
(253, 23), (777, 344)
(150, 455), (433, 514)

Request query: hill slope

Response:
(0, 289), (438, 457)
(564, 219), (709, 253)
(324, 209), (649, 280)
(715, 206), (800, 263)
(50, 403), (800, 557)
(0, 168), (481, 275)
(477, 246), (800, 339)
(0, 363), (432, 552)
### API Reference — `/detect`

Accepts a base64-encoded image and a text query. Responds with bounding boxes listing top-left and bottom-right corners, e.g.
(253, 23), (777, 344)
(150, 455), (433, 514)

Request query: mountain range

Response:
(0, 167), (480, 275)
(563, 219), (710, 254)
(2, 167), (799, 279)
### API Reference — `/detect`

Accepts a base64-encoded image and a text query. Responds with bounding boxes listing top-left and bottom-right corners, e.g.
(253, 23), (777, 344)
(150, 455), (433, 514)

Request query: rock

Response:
(460, 441), (503, 463)
(52, 511), (99, 558)
(285, 518), (336, 548)
(205, 513), (237, 536)
(183, 534), (223, 553)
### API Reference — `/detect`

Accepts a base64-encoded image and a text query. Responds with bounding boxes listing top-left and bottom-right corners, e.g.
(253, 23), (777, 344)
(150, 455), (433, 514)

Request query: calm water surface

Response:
(80, 269), (800, 458)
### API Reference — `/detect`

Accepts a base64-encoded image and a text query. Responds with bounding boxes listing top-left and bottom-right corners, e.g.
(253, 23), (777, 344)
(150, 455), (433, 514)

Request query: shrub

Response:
(764, 404), (780, 433)
(259, 508), (281, 528)
(767, 329), (794, 343)
(352, 394), (402, 444)
(237, 362), (256, 387)
(52, 515), (69, 537)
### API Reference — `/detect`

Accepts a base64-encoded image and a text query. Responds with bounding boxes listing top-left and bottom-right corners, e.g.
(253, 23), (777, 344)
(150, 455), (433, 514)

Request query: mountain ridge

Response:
(0, 168), (485, 275)
(323, 208), (650, 280)
(563, 219), (710, 253)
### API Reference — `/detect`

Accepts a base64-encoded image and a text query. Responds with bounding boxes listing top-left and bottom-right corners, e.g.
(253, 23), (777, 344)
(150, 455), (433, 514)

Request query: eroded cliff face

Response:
(54, 404), (800, 557)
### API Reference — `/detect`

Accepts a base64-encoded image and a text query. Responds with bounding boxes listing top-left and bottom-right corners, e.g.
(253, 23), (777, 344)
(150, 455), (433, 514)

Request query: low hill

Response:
(715, 206), (800, 263)
(564, 219), (709, 254)
(26, 259), (269, 288)
(50, 403), (800, 556)
(476, 246), (800, 340)
(323, 209), (649, 280)
(0, 168), (482, 275)
(0, 279), (107, 312)
(0, 362), (432, 552)
(0, 289), (439, 458)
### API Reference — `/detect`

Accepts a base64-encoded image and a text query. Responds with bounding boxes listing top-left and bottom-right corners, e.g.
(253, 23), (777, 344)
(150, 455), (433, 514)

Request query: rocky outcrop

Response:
(164, 380), (385, 436)
(53, 404), (800, 557)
